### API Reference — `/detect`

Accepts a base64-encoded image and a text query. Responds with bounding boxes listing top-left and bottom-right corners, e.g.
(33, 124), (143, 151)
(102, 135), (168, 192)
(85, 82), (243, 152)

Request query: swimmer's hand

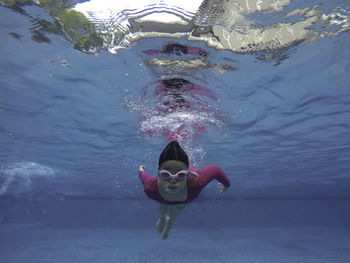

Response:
(139, 165), (146, 172)
(217, 183), (229, 193)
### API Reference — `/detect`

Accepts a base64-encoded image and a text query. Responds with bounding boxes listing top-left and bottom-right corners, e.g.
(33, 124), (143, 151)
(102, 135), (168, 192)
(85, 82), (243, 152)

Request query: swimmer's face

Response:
(158, 160), (188, 193)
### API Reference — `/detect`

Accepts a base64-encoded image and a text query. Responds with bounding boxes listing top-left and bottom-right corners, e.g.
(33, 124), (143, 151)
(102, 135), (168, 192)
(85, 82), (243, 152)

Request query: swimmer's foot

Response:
(156, 215), (169, 234)
(161, 216), (171, 240)
(161, 227), (170, 240)
(156, 219), (164, 234)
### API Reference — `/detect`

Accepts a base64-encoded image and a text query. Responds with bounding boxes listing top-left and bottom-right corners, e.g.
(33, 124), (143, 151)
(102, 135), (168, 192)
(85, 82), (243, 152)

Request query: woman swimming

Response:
(139, 141), (230, 239)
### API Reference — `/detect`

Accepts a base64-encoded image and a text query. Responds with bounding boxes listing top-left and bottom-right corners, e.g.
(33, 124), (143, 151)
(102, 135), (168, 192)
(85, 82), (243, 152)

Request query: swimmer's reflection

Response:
(139, 77), (219, 141)
(143, 43), (208, 57)
(159, 78), (192, 112)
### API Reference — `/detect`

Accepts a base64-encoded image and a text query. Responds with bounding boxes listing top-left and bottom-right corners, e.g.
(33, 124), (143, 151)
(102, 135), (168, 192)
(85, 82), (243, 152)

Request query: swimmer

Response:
(139, 141), (230, 239)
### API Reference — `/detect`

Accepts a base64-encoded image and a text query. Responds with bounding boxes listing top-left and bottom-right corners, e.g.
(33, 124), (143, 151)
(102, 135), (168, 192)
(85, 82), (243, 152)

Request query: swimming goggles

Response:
(158, 170), (188, 181)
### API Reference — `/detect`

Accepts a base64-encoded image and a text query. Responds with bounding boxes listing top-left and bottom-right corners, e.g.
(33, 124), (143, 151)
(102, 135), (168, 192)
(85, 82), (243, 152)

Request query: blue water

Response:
(1, 1), (350, 262)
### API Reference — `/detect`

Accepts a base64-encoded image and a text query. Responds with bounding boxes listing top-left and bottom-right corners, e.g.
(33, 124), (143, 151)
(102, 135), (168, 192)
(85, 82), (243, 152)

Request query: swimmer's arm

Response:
(138, 165), (153, 185)
(199, 165), (230, 190)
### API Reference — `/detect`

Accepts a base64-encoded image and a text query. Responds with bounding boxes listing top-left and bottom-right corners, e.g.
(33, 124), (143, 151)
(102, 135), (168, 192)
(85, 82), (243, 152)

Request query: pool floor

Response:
(1, 224), (349, 263)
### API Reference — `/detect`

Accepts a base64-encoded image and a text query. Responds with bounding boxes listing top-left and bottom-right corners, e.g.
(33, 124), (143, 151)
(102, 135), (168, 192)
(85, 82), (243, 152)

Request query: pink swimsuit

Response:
(139, 165), (230, 204)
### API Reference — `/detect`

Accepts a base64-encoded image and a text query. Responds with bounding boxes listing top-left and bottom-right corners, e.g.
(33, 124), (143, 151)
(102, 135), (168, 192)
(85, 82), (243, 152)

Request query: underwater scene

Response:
(1, 0), (350, 262)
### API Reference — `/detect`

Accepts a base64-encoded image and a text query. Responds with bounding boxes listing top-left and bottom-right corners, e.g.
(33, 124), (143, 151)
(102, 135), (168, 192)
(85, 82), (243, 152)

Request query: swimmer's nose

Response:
(168, 177), (178, 184)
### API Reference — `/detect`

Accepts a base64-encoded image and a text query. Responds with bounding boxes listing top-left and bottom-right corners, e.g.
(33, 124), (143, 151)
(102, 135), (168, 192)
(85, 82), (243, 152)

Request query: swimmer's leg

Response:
(161, 204), (185, 240)
(156, 204), (169, 234)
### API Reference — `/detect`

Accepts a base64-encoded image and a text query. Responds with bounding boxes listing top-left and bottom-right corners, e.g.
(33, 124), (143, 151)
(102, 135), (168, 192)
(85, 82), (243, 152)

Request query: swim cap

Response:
(158, 141), (189, 168)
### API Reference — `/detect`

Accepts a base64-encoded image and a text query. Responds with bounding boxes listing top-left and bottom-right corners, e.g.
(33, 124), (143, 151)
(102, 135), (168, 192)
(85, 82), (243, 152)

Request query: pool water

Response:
(1, 1), (350, 262)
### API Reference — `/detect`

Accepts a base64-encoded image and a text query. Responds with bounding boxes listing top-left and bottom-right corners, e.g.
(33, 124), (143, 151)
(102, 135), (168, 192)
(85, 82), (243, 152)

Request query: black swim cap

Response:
(158, 141), (189, 168)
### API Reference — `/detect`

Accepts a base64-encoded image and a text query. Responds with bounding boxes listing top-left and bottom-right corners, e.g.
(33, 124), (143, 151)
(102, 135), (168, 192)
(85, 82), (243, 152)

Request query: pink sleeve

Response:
(139, 171), (154, 185)
(198, 165), (230, 187)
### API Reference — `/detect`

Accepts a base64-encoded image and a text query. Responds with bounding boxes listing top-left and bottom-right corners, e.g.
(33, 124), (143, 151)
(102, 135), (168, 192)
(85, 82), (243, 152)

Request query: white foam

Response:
(0, 162), (55, 196)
